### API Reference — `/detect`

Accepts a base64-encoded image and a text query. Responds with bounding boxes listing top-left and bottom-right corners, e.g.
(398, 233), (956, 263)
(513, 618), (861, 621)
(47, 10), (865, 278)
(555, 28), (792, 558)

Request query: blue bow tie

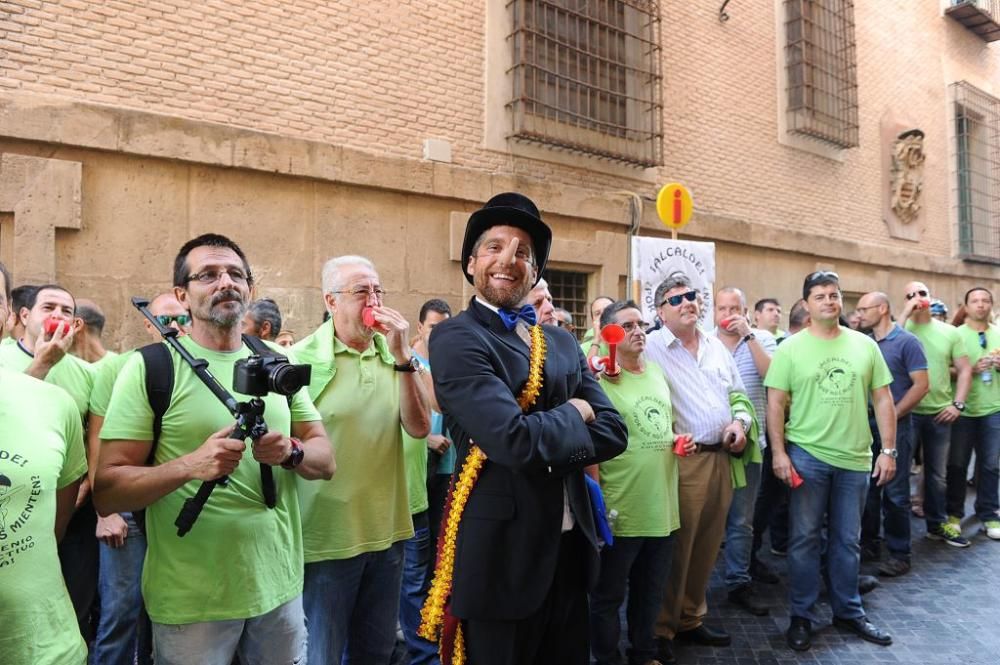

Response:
(497, 305), (537, 331)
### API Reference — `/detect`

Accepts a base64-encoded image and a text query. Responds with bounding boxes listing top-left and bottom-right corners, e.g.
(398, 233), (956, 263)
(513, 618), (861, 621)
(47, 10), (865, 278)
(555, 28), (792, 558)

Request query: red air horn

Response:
(588, 324), (626, 377)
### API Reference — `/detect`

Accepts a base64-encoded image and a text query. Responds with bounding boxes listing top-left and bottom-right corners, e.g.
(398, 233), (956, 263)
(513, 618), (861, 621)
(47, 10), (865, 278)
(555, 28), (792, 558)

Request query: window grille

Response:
(952, 81), (1000, 263)
(507, 0), (663, 166)
(784, 0), (859, 148)
(543, 269), (589, 339)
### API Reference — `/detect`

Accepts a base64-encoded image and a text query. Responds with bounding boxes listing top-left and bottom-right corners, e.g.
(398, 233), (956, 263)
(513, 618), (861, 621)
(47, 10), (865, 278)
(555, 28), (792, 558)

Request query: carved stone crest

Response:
(889, 129), (925, 224)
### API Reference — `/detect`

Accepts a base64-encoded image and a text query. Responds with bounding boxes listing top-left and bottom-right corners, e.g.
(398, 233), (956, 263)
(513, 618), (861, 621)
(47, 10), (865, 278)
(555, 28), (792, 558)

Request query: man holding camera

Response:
(293, 255), (431, 665)
(95, 233), (334, 665)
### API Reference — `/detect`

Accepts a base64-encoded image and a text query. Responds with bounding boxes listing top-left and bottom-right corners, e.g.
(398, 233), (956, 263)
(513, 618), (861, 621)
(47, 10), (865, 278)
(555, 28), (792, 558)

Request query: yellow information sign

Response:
(656, 183), (693, 230)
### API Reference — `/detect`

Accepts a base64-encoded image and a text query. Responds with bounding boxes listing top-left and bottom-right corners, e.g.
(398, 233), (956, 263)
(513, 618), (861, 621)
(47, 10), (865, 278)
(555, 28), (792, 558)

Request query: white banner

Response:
(631, 237), (717, 328)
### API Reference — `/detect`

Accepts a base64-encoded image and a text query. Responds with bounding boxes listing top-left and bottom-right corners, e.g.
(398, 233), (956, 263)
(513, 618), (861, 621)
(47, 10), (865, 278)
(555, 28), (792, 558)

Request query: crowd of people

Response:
(1, 190), (998, 665)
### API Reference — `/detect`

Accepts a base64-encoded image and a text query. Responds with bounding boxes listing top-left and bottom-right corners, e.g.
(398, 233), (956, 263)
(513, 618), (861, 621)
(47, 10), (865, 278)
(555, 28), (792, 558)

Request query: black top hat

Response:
(461, 192), (552, 285)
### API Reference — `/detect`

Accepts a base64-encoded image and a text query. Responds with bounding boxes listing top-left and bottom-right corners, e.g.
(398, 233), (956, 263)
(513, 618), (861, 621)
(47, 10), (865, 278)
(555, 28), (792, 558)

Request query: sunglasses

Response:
(156, 314), (191, 327)
(906, 289), (929, 301)
(661, 290), (698, 307)
(979, 331), (988, 350)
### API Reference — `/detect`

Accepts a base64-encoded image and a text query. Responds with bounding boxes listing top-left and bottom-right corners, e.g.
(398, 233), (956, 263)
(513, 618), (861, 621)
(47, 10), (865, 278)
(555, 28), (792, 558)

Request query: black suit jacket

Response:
(429, 298), (628, 621)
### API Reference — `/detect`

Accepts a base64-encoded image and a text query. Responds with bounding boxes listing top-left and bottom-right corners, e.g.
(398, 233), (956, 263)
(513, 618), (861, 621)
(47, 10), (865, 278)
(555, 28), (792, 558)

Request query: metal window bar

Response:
(542, 269), (590, 340)
(784, 0), (859, 148)
(952, 81), (1000, 263)
(508, 0), (663, 166)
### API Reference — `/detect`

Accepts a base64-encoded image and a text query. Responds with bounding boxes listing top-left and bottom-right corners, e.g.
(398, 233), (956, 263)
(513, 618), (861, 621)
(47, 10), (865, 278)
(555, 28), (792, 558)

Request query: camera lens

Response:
(269, 363), (308, 396)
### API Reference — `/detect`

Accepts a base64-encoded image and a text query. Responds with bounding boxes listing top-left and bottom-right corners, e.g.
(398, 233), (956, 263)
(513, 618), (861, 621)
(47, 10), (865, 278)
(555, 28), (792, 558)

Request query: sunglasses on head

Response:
(906, 289), (929, 300)
(662, 290), (698, 307)
(155, 314), (191, 327)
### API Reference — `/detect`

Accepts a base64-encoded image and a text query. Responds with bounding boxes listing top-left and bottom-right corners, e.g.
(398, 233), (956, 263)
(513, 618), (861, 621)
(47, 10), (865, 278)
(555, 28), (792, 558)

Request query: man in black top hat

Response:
(425, 192), (627, 664)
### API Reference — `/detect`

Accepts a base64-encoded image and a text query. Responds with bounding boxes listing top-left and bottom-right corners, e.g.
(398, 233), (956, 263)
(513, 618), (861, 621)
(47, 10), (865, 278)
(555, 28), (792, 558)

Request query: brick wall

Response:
(2, 0), (998, 260)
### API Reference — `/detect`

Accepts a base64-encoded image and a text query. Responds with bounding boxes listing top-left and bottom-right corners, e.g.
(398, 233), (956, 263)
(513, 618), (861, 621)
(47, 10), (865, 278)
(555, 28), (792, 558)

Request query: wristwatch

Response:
(953, 400), (967, 412)
(880, 448), (898, 459)
(743, 332), (756, 343)
(281, 438), (305, 469)
(394, 356), (423, 373)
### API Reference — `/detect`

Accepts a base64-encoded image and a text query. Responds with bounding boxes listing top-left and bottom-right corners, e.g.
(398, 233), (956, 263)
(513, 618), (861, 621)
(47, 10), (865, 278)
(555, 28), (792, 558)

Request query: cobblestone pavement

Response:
(674, 491), (1000, 665)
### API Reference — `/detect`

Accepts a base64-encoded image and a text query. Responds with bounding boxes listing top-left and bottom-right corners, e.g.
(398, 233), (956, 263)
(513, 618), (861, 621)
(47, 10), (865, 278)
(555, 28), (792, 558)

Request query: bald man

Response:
(856, 292), (928, 576)
(898, 281), (973, 548)
(71, 298), (114, 365)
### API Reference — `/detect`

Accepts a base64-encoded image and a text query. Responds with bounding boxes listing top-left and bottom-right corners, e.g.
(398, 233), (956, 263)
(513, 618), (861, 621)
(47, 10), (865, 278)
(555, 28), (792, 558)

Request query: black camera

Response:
(233, 353), (312, 397)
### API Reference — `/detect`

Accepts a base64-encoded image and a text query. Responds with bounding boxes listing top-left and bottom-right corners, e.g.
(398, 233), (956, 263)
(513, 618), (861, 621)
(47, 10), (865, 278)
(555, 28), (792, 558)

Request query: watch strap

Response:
(281, 438), (305, 469)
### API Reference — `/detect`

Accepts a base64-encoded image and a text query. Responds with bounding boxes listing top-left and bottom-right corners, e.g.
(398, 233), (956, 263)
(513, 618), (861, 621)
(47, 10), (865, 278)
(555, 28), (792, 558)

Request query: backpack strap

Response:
(138, 342), (174, 465)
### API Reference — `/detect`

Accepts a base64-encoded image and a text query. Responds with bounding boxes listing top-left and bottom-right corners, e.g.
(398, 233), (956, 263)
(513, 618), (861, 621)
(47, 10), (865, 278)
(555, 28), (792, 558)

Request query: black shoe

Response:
(654, 637), (677, 665)
(675, 624), (731, 647)
(786, 616), (811, 651)
(858, 574), (879, 595)
(833, 616), (892, 646)
(727, 584), (769, 616)
(860, 542), (881, 562)
(877, 557), (911, 577)
(750, 557), (780, 584)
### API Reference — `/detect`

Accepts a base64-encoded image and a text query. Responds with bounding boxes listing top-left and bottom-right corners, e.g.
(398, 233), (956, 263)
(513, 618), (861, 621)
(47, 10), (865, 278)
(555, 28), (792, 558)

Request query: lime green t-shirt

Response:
(100, 336), (321, 624)
(402, 350), (431, 516)
(596, 363), (680, 537)
(0, 368), (88, 665)
(764, 328), (892, 471)
(0, 341), (94, 419)
(905, 319), (966, 415)
(293, 321), (414, 562)
(955, 324), (1000, 417)
(89, 350), (132, 417)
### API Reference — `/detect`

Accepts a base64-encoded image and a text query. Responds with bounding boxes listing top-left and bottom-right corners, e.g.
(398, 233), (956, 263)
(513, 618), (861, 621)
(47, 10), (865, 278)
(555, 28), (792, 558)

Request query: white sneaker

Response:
(983, 519), (1000, 540)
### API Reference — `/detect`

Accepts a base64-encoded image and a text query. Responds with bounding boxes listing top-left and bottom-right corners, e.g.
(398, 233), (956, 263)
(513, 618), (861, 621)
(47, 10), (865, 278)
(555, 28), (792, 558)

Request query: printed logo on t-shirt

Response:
(631, 395), (671, 448)
(0, 461), (40, 567)
(815, 357), (857, 406)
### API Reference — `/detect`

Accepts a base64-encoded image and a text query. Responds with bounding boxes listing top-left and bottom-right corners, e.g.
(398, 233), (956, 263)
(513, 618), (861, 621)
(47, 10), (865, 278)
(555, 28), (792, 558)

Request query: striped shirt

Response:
(645, 326), (749, 445)
(714, 329), (777, 449)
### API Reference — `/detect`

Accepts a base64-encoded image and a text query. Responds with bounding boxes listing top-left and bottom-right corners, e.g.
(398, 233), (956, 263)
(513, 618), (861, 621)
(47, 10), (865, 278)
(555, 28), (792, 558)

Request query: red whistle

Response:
(720, 316), (736, 329)
(43, 318), (71, 336)
(915, 298), (930, 310)
(789, 468), (804, 488)
(362, 306), (388, 332)
(673, 434), (692, 457)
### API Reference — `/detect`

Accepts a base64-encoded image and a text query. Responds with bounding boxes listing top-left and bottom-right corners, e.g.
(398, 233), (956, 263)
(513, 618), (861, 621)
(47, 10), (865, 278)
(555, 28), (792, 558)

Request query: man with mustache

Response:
(423, 192), (627, 664)
(95, 233), (334, 665)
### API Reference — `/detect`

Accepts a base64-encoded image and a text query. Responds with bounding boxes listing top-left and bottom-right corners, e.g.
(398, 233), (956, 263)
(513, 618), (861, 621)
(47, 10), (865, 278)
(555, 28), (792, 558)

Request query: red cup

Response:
(789, 468), (804, 488)
(43, 318), (71, 336)
(673, 434), (692, 457)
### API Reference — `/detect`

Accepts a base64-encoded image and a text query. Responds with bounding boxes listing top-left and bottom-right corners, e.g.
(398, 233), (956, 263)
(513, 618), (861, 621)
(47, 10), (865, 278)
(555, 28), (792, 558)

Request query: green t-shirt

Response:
(89, 350), (132, 417)
(100, 336), (321, 624)
(765, 328), (892, 471)
(905, 319), (966, 415)
(596, 363), (680, 537)
(0, 368), (88, 665)
(955, 324), (1000, 417)
(293, 321), (414, 562)
(402, 351), (430, 516)
(0, 341), (94, 419)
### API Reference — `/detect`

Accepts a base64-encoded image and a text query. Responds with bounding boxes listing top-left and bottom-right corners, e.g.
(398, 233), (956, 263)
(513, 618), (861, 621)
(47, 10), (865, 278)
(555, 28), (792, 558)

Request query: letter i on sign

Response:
(655, 183), (693, 240)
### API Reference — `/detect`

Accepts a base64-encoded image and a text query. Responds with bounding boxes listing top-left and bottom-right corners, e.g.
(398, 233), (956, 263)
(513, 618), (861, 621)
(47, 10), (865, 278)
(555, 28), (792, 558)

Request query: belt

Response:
(694, 442), (725, 454)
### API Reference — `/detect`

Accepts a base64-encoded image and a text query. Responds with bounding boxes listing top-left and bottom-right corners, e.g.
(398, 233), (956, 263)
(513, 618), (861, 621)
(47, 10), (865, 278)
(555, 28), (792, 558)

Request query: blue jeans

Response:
(862, 417), (913, 560)
(589, 536), (675, 665)
(724, 461), (761, 589)
(787, 445), (868, 623)
(398, 511), (440, 665)
(912, 413), (951, 528)
(151, 596), (306, 665)
(91, 513), (152, 665)
(304, 541), (405, 665)
(948, 413), (1000, 522)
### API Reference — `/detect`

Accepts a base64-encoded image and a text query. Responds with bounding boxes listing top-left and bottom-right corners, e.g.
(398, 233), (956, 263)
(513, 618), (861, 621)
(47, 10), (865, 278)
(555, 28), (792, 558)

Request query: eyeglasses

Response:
(661, 290), (698, 307)
(333, 288), (387, 301)
(186, 268), (251, 285)
(979, 331), (988, 349)
(620, 320), (648, 332)
(556, 318), (574, 329)
(155, 314), (191, 327)
(906, 289), (929, 300)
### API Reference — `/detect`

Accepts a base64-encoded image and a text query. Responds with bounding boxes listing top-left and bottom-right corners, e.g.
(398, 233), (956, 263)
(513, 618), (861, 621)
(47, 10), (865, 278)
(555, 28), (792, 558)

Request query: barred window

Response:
(952, 81), (1000, 263)
(507, 0), (663, 167)
(543, 269), (589, 340)
(784, 0), (859, 148)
